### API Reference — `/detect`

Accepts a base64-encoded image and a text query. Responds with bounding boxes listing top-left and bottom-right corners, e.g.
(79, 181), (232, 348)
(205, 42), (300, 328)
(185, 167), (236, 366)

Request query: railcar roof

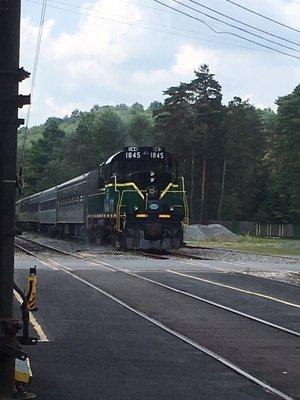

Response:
(56, 172), (91, 189)
(16, 172), (91, 203)
(17, 191), (43, 203)
(41, 186), (57, 194)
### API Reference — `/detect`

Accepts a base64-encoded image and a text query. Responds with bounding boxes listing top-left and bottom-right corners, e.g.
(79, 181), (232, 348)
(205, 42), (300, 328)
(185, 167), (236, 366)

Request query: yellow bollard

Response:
(26, 268), (37, 312)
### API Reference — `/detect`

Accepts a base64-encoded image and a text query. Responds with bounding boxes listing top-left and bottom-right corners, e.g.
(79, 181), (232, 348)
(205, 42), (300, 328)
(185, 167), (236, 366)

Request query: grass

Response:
(187, 236), (300, 257)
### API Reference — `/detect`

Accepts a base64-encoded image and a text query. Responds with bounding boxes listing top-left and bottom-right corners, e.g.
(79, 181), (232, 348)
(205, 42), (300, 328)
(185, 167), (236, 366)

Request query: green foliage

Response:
(17, 71), (299, 225)
(22, 118), (66, 195)
(127, 112), (154, 146)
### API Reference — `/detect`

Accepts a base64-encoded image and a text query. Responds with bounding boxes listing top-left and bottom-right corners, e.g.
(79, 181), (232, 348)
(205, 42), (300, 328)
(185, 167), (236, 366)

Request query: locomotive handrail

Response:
(116, 189), (139, 232)
(159, 189), (189, 225)
(181, 176), (189, 225)
(158, 177), (189, 224)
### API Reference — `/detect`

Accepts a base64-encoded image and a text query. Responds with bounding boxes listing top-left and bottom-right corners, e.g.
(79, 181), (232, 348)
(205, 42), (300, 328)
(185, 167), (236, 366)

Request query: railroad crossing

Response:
(14, 235), (300, 400)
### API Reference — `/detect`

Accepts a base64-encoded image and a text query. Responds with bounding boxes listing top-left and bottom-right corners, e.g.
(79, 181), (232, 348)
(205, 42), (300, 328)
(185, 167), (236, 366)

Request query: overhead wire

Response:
(152, 0), (300, 60)
(19, 0), (48, 173)
(167, 0), (300, 52)
(43, 0), (300, 49)
(224, 0), (300, 33)
(24, 0), (265, 51)
(26, 0), (299, 57)
(185, 0), (300, 46)
(25, 0), (222, 36)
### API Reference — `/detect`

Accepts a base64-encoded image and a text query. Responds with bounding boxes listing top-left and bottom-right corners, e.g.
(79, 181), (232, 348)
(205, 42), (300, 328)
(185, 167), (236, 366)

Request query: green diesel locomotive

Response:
(16, 147), (189, 250)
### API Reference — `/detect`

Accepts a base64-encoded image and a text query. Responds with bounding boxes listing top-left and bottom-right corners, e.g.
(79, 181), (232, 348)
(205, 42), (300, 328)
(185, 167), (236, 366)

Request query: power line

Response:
(100, 0), (176, 15)
(152, 0), (300, 60)
(28, 0), (219, 35)
(186, 0), (300, 46)
(225, 0), (300, 33)
(28, 0), (295, 56)
(24, 0), (265, 52)
(40, 0), (175, 15)
(169, 0), (300, 52)
(20, 0), (47, 170)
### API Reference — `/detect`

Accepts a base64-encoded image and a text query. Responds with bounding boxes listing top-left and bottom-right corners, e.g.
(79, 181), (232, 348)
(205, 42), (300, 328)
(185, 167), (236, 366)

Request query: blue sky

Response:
(20, 0), (300, 126)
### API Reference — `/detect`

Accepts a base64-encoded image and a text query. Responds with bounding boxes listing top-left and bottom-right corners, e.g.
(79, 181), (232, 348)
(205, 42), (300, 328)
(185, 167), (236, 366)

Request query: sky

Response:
(19, 0), (300, 126)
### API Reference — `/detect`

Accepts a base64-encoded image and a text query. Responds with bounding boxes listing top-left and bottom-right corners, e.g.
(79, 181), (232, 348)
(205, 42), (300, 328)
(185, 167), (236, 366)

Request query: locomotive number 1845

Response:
(150, 151), (164, 159)
(125, 151), (141, 159)
(125, 150), (165, 159)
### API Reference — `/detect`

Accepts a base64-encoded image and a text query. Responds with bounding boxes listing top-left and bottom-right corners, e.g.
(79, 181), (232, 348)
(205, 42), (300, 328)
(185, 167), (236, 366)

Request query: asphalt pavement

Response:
(14, 247), (300, 400)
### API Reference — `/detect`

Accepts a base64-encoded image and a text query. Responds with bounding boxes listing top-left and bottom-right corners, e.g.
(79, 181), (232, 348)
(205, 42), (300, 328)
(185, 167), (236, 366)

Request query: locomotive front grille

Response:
(145, 222), (162, 238)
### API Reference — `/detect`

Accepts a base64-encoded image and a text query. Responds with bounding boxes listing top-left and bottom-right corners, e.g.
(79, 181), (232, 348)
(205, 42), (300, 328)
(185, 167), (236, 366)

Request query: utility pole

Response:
(200, 126), (208, 225)
(0, 1), (30, 398)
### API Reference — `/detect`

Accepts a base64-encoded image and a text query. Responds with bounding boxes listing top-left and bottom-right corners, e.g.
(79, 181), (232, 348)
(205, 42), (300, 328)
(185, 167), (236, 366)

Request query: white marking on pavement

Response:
(14, 290), (49, 342)
(168, 270), (300, 309)
(178, 259), (234, 273)
(221, 260), (300, 274)
(51, 265), (297, 400)
(42, 254), (300, 335)
(112, 269), (300, 337)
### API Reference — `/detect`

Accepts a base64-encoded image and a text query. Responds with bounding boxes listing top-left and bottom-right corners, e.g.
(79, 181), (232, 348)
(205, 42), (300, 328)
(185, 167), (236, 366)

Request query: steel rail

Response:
(14, 238), (297, 400)
(15, 237), (300, 336)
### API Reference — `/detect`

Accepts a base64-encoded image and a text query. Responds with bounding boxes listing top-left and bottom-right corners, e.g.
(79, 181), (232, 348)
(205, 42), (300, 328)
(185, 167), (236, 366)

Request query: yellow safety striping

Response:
(167, 270), (300, 309)
(14, 290), (49, 342)
(15, 358), (33, 383)
(105, 182), (144, 199)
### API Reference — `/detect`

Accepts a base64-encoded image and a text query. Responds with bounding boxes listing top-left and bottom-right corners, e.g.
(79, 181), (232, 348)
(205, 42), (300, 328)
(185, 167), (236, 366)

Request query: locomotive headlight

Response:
(170, 206), (174, 211)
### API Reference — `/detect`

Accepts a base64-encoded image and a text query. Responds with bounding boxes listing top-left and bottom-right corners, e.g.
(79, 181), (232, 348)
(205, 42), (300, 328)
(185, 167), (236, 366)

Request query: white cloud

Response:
(19, 0), (300, 125)
(273, 0), (300, 28)
(45, 97), (84, 117)
(49, 0), (141, 68)
(173, 44), (219, 75)
(132, 44), (220, 93)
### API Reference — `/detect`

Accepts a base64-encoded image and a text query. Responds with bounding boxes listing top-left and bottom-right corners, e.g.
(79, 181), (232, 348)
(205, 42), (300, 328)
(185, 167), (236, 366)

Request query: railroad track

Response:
(15, 236), (300, 334)
(15, 236), (300, 400)
(184, 244), (299, 261)
(134, 249), (210, 261)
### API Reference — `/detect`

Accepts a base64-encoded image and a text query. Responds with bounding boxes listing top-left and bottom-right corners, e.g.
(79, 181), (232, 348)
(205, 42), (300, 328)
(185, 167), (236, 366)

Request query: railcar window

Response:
(57, 196), (85, 206)
(41, 199), (56, 211)
(28, 203), (40, 212)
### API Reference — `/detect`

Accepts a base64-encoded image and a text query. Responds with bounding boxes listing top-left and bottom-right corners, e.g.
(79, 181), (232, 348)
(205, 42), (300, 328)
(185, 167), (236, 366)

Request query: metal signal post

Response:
(0, 1), (30, 398)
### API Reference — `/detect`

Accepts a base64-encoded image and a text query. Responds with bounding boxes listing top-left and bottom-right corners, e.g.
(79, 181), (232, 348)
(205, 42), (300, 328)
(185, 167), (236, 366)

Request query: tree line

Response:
(17, 64), (300, 224)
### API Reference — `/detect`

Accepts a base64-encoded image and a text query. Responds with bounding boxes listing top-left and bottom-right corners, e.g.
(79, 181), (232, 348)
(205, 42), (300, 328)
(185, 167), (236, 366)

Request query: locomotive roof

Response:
(105, 151), (123, 165)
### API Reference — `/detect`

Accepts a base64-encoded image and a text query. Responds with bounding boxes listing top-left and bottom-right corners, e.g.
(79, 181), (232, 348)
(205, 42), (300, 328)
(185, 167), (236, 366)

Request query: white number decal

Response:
(151, 152), (164, 159)
(126, 151), (141, 159)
